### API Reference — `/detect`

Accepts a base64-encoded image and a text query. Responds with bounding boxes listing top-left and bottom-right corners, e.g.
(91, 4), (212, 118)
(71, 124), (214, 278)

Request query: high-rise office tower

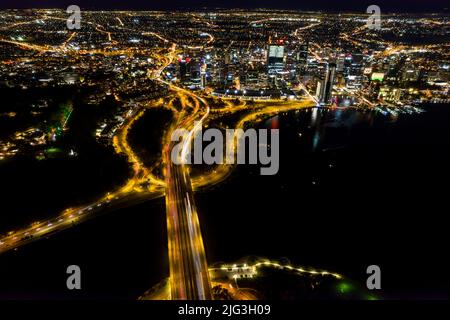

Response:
(324, 63), (336, 104)
(297, 42), (309, 67)
(267, 45), (285, 74)
(336, 54), (345, 73)
(178, 58), (191, 82)
(316, 63), (336, 105)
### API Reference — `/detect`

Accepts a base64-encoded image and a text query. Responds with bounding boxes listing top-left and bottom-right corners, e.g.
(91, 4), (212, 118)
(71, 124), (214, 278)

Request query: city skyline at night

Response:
(0, 2), (449, 313)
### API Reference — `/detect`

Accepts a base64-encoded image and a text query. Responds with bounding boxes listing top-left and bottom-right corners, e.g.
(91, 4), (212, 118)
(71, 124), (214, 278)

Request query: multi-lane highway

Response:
(164, 140), (212, 299)
(1, 16), (317, 300)
(0, 190), (164, 254)
(163, 82), (213, 299)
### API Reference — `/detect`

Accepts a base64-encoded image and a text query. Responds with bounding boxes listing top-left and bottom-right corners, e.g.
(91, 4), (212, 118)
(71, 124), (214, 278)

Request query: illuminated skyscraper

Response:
(267, 45), (285, 74)
(297, 42), (309, 68)
(324, 63), (336, 104)
(316, 63), (336, 105)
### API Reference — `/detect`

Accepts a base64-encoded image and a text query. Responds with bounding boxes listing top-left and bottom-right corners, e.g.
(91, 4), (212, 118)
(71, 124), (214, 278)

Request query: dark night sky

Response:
(0, 0), (448, 12)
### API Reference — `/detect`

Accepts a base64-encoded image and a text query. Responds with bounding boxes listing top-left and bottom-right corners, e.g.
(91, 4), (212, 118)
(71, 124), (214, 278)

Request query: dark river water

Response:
(1, 104), (449, 299)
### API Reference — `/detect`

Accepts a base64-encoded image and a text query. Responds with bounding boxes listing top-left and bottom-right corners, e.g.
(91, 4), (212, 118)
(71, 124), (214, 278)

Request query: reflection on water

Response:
(303, 104), (422, 154)
(198, 103), (450, 299)
(0, 103), (449, 299)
